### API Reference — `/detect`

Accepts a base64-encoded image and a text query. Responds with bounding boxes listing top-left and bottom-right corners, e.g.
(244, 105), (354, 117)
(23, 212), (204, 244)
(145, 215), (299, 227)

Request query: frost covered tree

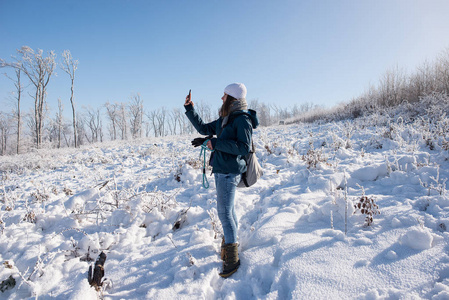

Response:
(3, 69), (24, 154)
(84, 106), (103, 143)
(61, 50), (79, 148)
(1, 46), (56, 148)
(76, 113), (86, 146)
(248, 99), (259, 111)
(146, 109), (165, 137)
(196, 101), (212, 123)
(117, 103), (128, 140)
(408, 61), (436, 103)
(436, 48), (449, 95)
(19, 47), (55, 148)
(55, 98), (64, 148)
(105, 102), (118, 140)
(0, 112), (10, 155)
(128, 94), (143, 139)
(156, 107), (167, 137)
(169, 107), (183, 135)
(258, 103), (271, 126)
(378, 66), (406, 108)
(143, 117), (153, 137)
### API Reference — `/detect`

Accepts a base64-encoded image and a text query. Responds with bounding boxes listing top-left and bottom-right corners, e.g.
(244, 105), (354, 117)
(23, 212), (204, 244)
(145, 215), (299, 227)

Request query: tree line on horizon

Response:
(293, 48), (449, 124)
(2, 46), (448, 156)
(0, 46), (315, 156)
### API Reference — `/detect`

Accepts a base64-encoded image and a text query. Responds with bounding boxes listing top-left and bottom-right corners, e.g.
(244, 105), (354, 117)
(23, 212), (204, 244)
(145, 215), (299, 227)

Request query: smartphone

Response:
(185, 89), (192, 105)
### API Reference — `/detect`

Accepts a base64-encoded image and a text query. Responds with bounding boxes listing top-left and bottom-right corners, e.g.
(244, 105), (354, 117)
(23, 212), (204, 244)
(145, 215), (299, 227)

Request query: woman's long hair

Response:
(220, 94), (237, 117)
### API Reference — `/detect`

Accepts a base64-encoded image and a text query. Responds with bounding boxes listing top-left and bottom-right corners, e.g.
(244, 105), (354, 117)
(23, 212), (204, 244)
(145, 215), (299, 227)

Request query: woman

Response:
(184, 83), (259, 278)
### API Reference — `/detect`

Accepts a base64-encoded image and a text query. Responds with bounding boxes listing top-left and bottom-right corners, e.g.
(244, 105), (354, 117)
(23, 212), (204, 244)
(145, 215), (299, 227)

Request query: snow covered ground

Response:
(1, 117), (449, 299)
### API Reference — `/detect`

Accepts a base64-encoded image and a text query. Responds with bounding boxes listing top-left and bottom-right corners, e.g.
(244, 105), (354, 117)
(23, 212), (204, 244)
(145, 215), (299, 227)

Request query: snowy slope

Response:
(1, 118), (449, 299)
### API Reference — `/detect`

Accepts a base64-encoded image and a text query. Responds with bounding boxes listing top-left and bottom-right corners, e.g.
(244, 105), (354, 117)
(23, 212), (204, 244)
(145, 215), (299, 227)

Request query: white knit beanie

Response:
(224, 83), (247, 100)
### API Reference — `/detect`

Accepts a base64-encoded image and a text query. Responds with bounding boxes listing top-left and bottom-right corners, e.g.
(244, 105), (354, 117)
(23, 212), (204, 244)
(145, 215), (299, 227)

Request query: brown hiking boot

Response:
(220, 237), (225, 261)
(219, 243), (240, 278)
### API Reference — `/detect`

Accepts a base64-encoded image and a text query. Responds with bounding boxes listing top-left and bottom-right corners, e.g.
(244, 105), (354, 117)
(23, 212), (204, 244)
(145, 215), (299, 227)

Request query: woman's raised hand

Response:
(184, 89), (194, 107)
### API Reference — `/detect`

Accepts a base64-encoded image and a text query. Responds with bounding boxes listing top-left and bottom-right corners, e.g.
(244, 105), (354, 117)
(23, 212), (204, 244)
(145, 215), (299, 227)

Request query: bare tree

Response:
(170, 107), (183, 135)
(76, 113), (86, 146)
(106, 102), (128, 140)
(116, 102), (128, 140)
(436, 48), (449, 95)
(249, 99), (259, 111)
(144, 118), (153, 137)
(180, 112), (194, 134)
(156, 107), (167, 137)
(0, 112), (10, 155)
(258, 102), (271, 126)
(167, 108), (181, 135)
(3, 69), (24, 154)
(22, 47), (55, 148)
(25, 109), (35, 147)
(55, 98), (64, 148)
(105, 102), (118, 140)
(61, 50), (79, 148)
(196, 101), (212, 123)
(2, 47), (56, 148)
(61, 123), (72, 148)
(270, 104), (281, 124)
(84, 106), (103, 143)
(128, 94), (143, 139)
(146, 109), (160, 137)
(378, 66), (407, 107)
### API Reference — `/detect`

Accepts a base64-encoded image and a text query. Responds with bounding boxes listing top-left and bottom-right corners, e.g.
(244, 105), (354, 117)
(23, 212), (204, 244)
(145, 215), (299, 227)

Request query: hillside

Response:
(1, 114), (449, 299)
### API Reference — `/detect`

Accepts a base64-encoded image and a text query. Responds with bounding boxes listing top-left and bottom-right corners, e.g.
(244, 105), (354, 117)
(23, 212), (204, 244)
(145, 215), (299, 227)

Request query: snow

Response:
(400, 227), (434, 250)
(1, 118), (449, 299)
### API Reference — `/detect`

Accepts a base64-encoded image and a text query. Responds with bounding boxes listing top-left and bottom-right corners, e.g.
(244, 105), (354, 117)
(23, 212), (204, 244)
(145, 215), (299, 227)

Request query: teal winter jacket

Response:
(185, 104), (259, 174)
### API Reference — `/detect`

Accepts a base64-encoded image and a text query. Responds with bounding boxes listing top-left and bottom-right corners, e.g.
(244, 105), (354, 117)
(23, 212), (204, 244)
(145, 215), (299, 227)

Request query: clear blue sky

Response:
(1, 0), (449, 115)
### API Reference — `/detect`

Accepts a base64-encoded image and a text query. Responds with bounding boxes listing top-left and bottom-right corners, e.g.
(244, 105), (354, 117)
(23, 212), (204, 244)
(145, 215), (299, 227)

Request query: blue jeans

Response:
(214, 173), (240, 244)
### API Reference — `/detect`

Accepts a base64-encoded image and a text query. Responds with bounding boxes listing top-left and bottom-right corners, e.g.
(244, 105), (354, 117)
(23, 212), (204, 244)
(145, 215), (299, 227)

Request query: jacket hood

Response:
(247, 109), (259, 129)
(230, 109), (259, 129)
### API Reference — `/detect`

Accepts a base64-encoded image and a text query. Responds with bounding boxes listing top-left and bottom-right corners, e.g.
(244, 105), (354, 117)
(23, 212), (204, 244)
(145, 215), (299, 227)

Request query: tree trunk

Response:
(70, 77), (77, 148)
(16, 69), (22, 154)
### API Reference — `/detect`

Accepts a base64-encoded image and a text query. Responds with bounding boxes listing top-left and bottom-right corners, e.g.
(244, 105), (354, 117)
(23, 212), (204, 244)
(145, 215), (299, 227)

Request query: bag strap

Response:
(241, 172), (250, 187)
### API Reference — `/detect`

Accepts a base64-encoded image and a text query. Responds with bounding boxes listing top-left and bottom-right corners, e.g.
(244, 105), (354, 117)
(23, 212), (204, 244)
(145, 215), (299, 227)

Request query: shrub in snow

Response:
(63, 187), (73, 196)
(172, 207), (189, 231)
(138, 188), (179, 214)
(65, 188), (99, 213)
(23, 211), (36, 223)
(264, 142), (280, 156)
(207, 209), (223, 239)
(419, 165), (447, 196)
(302, 147), (327, 169)
(174, 159), (203, 183)
(264, 144), (273, 155)
(186, 252), (196, 266)
(330, 132), (345, 150)
(30, 189), (50, 203)
(382, 126), (394, 140)
(353, 195), (380, 227)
